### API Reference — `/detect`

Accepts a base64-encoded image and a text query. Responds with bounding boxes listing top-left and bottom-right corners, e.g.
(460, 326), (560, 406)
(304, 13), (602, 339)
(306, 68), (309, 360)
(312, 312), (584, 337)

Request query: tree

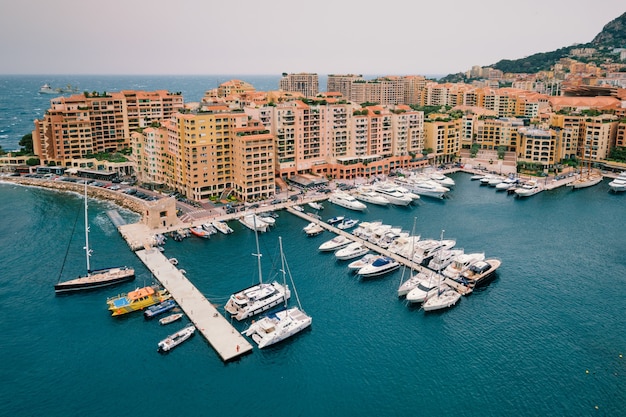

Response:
(0, 145), (5, 156)
(19, 133), (33, 154)
(26, 158), (40, 166)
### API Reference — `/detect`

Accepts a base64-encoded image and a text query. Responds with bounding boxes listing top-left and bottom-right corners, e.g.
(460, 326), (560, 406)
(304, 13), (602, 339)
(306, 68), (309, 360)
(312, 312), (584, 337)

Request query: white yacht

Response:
(487, 176), (506, 187)
(225, 220), (291, 321)
(568, 173), (603, 189)
(335, 241), (369, 260)
(371, 183), (413, 206)
(328, 190), (367, 211)
(352, 221), (383, 241)
(337, 218), (359, 230)
(357, 256), (400, 278)
(211, 220), (233, 234)
(495, 177), (519, 191)
(427, 248), (464, 272)
(515, 180), (542, 198)
(347, 253), (377, 272)
(608, 172), (626, 192)
(241, 237), (311, 349)
(405, 272), (440, 303)
(398, 271), (432, 297)
(303, 222), (324, 237)
(318, 235), (353, 252)
(412, 238), (456, 265)
(352, 187), (390, 206)
(442, 252), (486, 279)
(395, 176), (449, 199)
(239, 214), (269, 232)
(428, 172), (455, 188)
(327, 215), (345, 225)
(308, 201), (324, 210)
(422, 284), (461, 311)
(389, 235), (420, 255)
(460, 259), (501, 287)
(157, 324), (196, 352)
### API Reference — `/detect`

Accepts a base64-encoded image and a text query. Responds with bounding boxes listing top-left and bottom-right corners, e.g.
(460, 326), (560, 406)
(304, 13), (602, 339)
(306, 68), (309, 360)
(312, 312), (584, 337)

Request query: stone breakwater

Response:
(0, 176), (148, 215)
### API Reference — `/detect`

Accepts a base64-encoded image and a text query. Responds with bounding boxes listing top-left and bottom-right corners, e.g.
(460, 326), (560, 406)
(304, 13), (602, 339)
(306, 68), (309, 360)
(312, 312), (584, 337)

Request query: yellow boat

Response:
(107, 285), (171, 316)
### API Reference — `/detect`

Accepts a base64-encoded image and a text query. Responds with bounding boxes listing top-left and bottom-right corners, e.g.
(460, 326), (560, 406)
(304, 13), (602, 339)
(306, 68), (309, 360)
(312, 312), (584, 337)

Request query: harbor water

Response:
(0, 75), (625, 416)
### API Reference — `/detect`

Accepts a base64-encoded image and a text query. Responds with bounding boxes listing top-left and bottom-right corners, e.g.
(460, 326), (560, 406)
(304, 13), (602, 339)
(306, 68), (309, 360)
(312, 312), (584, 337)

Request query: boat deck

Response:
(135, 248), (253, 362)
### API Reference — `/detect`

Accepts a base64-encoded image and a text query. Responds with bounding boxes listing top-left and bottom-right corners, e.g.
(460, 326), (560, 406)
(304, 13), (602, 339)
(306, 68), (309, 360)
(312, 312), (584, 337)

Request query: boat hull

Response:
(54, 267), (135, 294)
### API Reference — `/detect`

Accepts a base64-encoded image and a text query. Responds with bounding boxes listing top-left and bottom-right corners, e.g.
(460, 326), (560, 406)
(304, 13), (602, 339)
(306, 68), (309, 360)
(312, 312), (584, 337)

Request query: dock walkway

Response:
(135, 248), (253, 361)
(286, 208), (473, 295)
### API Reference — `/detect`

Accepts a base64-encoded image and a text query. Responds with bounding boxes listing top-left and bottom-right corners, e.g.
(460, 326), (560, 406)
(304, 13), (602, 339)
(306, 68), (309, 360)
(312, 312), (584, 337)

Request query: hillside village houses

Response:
(9, 60), (626, 203)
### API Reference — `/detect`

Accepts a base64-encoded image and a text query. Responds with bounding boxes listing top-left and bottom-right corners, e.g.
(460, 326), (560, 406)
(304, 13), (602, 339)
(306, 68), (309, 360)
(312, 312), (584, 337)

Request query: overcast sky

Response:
(0, 1), (623, 76)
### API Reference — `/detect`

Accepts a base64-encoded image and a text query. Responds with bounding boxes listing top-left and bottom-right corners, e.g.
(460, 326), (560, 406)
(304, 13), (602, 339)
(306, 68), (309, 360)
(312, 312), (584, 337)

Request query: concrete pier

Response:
(135, 248), (253, 362)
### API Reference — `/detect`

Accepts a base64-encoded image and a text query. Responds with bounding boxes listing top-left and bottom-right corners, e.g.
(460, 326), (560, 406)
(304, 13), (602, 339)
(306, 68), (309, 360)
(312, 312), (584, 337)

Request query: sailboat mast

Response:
(83, 182), (91, 273)
(278, 236), (288, 308)
(252, 216), (263, 285)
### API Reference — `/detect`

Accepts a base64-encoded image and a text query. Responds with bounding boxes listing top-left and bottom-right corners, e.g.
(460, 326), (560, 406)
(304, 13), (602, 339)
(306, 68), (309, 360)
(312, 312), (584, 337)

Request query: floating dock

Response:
(135, 248), (253, 362)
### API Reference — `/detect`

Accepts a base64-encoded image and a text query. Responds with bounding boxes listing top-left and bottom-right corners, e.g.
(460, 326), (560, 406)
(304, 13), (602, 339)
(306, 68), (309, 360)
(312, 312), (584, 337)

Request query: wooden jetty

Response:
(135, 248), (253, 362)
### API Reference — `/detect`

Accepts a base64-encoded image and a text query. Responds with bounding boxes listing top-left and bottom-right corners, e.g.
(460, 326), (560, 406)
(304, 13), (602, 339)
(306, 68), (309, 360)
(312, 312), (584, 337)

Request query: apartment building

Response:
(33, 90), (183, 166)
(231, 120), (275, 202)
(549, 114), (584, 160)
(616, 122), (626, 148)
(581, 115), (619, 161)
(327, 74), (363, 98)
(279, 73), (319, 97)
(474, 117), (523, 152)
(423, 118), (461, 164)
(517, 128), (558, 168)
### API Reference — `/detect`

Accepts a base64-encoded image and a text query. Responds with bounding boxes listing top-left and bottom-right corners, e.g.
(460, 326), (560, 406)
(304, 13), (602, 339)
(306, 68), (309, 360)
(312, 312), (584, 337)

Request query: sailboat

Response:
(224, 217), (291, 321)
(54, 183), (135, 294)
(568, 144), (602, 189)
(242, 236), (312, 348)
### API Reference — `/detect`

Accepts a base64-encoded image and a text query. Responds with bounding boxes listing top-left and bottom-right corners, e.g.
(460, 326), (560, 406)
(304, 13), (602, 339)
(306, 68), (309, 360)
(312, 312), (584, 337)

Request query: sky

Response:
(0, 0), (623, 76)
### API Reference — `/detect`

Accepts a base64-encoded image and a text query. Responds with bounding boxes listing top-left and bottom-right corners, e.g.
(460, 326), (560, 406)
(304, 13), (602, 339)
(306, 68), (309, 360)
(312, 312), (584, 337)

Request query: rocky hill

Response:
(440, 11), (626, 82)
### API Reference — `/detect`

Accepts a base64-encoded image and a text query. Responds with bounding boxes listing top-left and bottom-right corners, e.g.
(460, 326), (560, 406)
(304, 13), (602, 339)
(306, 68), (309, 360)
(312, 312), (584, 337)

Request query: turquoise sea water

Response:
(0, 76), (625, 416)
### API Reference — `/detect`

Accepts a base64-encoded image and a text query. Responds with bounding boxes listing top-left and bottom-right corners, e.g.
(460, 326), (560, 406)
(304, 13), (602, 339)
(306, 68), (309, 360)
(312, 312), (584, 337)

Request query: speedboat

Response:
(144, 299), (177, 320)
(158, 324), (196, 352)
(398, 271), (433, 297)
(337, 218), (359, 230)
(327, 215), (345, 225)
(335, 241), (369, 260)
(308, 201), (324, 210)
(318, 235), (352, 252)
(515, 181), (541, 198)
(239, 214), (269, 232)
(190, 226), (211, 238)
(347, 253), (377, 272)
(442, 252), (486, 279)
(487, 176), (506, 187)
(107, 285), (171, 317)
(202, 223), (218, 235)
(293, 205), (305, 212)
(405, 272), (440, 303)
(211, 220), (234, 234)
(243, 307), (312, 349)
(352, 188), (390, 206)
(303, 222), (324, 236)
(459, 259), (501, 287)
(427, 248), (464, 272)
(328, 190), (367, 211)
(357, 256), (400, 278)
(422, 284), (461, 311)
(159, 313), (183, 325)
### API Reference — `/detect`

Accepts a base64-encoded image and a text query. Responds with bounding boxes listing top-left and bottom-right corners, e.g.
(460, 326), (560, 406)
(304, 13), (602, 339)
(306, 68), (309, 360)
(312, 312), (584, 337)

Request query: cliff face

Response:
(591, 11), (626, 47)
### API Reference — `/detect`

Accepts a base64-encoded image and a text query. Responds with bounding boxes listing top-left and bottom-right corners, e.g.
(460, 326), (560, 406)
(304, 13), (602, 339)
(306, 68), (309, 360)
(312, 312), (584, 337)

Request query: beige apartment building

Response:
(517, 127), (558, 168)
(33, 90), (183, 166)
(473, 117), (523, 152)
(231, 120), (275, 202)
(279, 73), (319, 98)
(423, 118), (461, 164)
(580, 115), (619, 162)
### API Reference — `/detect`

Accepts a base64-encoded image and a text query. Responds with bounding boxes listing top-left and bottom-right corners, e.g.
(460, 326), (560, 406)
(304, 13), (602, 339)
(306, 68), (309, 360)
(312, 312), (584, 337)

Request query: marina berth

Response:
(318, 235), (353, 252)
(107, 285), (172, 317)
(328, 190), (367, 211)
(224, 219), (291, 321)
(241, 237), (312, 349)
(158, 324), (196, 352)
(335, 241), (369, 261)
(357, 256), (400, 278)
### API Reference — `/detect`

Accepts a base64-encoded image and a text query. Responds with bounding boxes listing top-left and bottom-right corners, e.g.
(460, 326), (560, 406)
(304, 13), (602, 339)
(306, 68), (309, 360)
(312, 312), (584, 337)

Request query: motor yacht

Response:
(515, 180), (542, 198)
(318, 235), (353, 252)
(357, 256), (400, 278)
(371, 183), (413, 206)
(335, 242), (369, 260)
(328, 190), (367, 211)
